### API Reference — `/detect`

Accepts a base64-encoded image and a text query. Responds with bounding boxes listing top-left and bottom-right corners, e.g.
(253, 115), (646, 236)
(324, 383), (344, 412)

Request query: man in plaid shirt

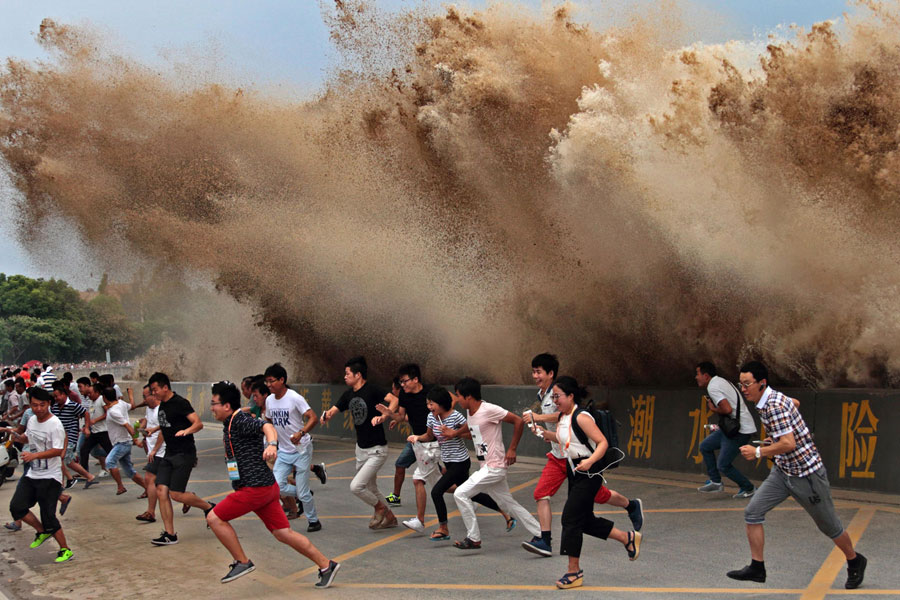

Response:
(726, 361), (867, 589)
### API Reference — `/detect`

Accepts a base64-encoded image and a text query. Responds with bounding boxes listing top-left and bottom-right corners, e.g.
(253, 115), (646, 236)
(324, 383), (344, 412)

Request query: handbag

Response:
(717, 381), (743, 439)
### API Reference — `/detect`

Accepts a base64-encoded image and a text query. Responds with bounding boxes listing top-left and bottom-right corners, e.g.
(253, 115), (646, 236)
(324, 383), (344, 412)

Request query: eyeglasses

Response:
(210, 402), (223, 407)
(738, 381), (757, 389)
(551, 393), (561, 401)
(264, 378), (279, 385)
(398, 378), (412, 386)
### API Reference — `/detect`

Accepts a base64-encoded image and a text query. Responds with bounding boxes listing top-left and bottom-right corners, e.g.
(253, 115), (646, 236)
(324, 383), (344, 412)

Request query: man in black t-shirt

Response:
(206, 382), (340, 587)
(147, 372), (215, 546)
(322, 356), (397, 529)
(376, 364), (432, 506)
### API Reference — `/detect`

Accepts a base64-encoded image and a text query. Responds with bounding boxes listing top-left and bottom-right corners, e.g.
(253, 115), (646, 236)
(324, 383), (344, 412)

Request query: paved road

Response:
(0, 425), (897, 599)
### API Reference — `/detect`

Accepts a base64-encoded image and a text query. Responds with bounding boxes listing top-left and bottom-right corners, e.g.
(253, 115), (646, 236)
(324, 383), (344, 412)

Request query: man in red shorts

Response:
(205, 381), (340, 588)
(521, 354), (644, 557)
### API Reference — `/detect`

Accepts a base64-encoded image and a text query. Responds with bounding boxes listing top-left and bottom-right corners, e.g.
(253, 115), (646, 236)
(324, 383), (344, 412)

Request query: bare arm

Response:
(174, 412), (204, 436)
(502, 411), (525, 466)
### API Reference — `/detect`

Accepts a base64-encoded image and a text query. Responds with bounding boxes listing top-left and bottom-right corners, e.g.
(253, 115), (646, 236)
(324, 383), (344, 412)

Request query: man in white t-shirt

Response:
(137, 385), (165, 523)
(8, 387), (74, 563)
(102, 388), (146, 496)
(5, 378), (26, 423)
(450, 377), (541, 550)
(695, 362), (758, 498)
(263, 363), (321, 532)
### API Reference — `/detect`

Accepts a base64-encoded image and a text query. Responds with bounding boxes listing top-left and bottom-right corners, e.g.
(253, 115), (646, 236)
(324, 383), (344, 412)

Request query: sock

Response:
(541, 530), (552, 544)
(751, 559), (765, 571)
(848, 554), (862, 568)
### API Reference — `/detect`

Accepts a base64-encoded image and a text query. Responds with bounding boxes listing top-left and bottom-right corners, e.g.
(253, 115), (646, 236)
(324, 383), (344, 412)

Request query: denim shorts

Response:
(105, 442), (136, 478)
(395, 441), (417, 469)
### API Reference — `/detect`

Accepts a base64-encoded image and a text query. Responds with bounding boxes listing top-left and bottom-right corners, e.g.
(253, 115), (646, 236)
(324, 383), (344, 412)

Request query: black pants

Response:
(559, 465), (614, 558)
(431, 459), (502, 524)
(9, 476), (63, 534)
(79, 431), (112, 473)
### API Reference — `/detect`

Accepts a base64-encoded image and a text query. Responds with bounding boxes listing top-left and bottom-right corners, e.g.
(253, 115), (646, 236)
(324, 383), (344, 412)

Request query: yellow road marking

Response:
(799, 507), (876, 600)
(335, 583), (807, 594)
(280, 476), (542, 584)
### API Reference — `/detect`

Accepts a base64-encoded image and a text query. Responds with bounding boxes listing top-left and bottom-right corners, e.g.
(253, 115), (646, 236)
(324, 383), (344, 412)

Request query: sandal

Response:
(556, 570), (584, 589)
(453, 537), (482, 550)
(287, 511), (300, 520)
(430, 530), (450, 541)
(59, 496), (72, 516)
(138, 491), (148, 499)
(116, 488), (127, 496)
(505, 516), (517, 533)
(181, 503), (191, 514)
(136, 512), (156, 523)
(625, 530), (641, 561)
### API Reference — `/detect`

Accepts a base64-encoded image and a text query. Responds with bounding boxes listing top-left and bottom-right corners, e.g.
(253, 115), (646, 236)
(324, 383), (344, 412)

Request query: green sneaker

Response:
(54, 548), (74, 563)
(385, 494), (401, 507)
(30, 532), (52, 549)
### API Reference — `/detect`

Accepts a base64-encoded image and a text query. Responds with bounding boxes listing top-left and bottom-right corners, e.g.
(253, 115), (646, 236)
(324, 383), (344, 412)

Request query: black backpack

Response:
(570, 401), (623, 471)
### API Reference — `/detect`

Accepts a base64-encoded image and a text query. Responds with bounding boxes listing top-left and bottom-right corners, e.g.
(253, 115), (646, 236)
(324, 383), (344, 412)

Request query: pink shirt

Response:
(466, 401), (509, 469)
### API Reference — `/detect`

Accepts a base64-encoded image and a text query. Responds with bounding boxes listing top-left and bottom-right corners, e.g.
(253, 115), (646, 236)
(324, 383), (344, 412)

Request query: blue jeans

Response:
(105, 442), (136, 478)
(700, 429), (753, 491)
(273, 444), (317, 522)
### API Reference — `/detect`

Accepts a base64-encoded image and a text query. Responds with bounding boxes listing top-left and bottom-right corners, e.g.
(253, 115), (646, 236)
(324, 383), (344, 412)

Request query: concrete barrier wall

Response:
(121, 381), (900, 495)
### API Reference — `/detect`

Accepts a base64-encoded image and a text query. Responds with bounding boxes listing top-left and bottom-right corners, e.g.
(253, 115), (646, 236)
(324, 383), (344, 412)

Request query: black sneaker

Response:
(221, 560), (255, 583)
(726, 564), (766, 583)
(312, 462), (327, 485)
(315, 560), (341, 589)
(151, 531), (178, 546)
(64, 478), (76, 490)
(627, 498), (644, 532)
(307, 521), (322, 533)
(845, 553), (867, 589)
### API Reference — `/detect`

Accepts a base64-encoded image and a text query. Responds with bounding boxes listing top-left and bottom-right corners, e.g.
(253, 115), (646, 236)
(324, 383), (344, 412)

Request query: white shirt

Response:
(106, 401), (132, 445)
(265, 389), (312, 453)
(538, 386), (565, 459)
(557, 411), (595, 459)
(25, 414), (66, 484)
(145, 405), (166, 458)
(708, 376), (757, 434)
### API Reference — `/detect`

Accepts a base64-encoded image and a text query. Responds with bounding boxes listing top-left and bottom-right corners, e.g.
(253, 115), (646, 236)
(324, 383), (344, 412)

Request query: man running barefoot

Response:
(322, 356), (397, 529)
(207, 382), (340, 587)
(147, 372), (215, 545)
(8, 387), (74, 563)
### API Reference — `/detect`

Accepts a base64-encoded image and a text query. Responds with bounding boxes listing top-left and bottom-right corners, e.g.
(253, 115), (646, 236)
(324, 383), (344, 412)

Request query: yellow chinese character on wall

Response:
(185, 385), (193, 406)
(398, 422), (412, 437)
(320, 389), (332, 428)
(840, 400), (878, 479)
(627, 395), (655, 459)
(686, 396), (715, 464)
(343, 411), (354, 431)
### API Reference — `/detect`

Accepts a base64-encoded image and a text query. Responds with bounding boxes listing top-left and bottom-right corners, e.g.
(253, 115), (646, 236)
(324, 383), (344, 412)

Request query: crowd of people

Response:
(0, 355), (869, 591)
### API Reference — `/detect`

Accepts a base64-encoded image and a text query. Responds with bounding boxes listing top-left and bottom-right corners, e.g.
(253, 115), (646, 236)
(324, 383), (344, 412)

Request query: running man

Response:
(102, 387), (146, 496)
(263, 363), (322, 532)
(322, 356), (397, 529)
(137, 385), (164, 523)
(206, 382), (340, 587)
(8, 387), (74, 563)
(451, 377), (541, 550)
(49, 381), (96, 511)
(522, 353), (643, 556)
(379, 364), (431, 507)
(79, 383), (112, 482)
(147, 372), (215, 545)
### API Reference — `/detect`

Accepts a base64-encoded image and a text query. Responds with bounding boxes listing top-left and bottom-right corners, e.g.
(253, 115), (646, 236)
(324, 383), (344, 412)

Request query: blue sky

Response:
(0, 0), (853, 286)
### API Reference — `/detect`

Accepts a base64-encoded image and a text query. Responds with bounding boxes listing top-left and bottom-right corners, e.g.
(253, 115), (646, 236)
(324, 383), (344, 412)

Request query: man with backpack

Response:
(521, 354), (643, 557)
(695, 362), (757, 498)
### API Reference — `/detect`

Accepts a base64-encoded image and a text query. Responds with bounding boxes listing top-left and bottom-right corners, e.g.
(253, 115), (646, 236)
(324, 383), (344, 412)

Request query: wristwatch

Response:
(755, 446), (761, 459)
(266, 441), (278, 447)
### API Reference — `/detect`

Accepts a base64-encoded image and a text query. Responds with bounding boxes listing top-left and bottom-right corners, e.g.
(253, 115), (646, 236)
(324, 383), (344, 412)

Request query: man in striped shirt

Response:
(727, 361), (867, 590)
(51, 381), (98, 509)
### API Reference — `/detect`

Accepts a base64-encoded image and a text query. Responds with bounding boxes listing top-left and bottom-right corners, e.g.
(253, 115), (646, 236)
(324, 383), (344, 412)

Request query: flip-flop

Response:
(116, 488), (127, 496)
(430, 531), (450, 541)
(59, 496), (72, 516)
(138, 491), (148, 499)
(505, 516), (517, 532)
(84, 480), (99, 489)
(181, 504), (191, 514)
(135, 513), (156, 523)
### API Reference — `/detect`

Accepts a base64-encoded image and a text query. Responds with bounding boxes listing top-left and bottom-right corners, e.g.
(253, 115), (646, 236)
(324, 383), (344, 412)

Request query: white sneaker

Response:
(402, 517), (425, 534)
(98, 470), (110, 478)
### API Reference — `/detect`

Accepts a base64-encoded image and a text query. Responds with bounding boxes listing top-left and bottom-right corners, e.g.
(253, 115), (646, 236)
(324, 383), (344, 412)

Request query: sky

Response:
(0, 0), (854, 287)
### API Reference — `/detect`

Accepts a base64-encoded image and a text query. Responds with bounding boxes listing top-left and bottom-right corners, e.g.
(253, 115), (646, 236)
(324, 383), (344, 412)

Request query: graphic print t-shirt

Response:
(158, 393), (197, 456)
(223, 410), (276, 490)
(399, 384), (433, 435)
(336, 382), (387, 449)
(466, 402), (509, 469)
(25, 414), (66, 483)
(265, 389), (312, 453)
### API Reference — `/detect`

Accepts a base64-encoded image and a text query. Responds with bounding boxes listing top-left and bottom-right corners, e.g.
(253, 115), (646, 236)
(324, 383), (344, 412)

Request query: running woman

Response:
(451, 377), (541, 550)
(410, 386), (514, 540)
(206, 382), (340, 587)
(530, 376), (641, 589)
(322, 356), (397, 529)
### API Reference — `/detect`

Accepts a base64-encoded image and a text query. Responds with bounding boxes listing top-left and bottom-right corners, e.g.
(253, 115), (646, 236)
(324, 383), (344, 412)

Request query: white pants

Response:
(453, 464), (541, 542)
(411, 441), (441, 485)
(351, 444), (388, 506)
